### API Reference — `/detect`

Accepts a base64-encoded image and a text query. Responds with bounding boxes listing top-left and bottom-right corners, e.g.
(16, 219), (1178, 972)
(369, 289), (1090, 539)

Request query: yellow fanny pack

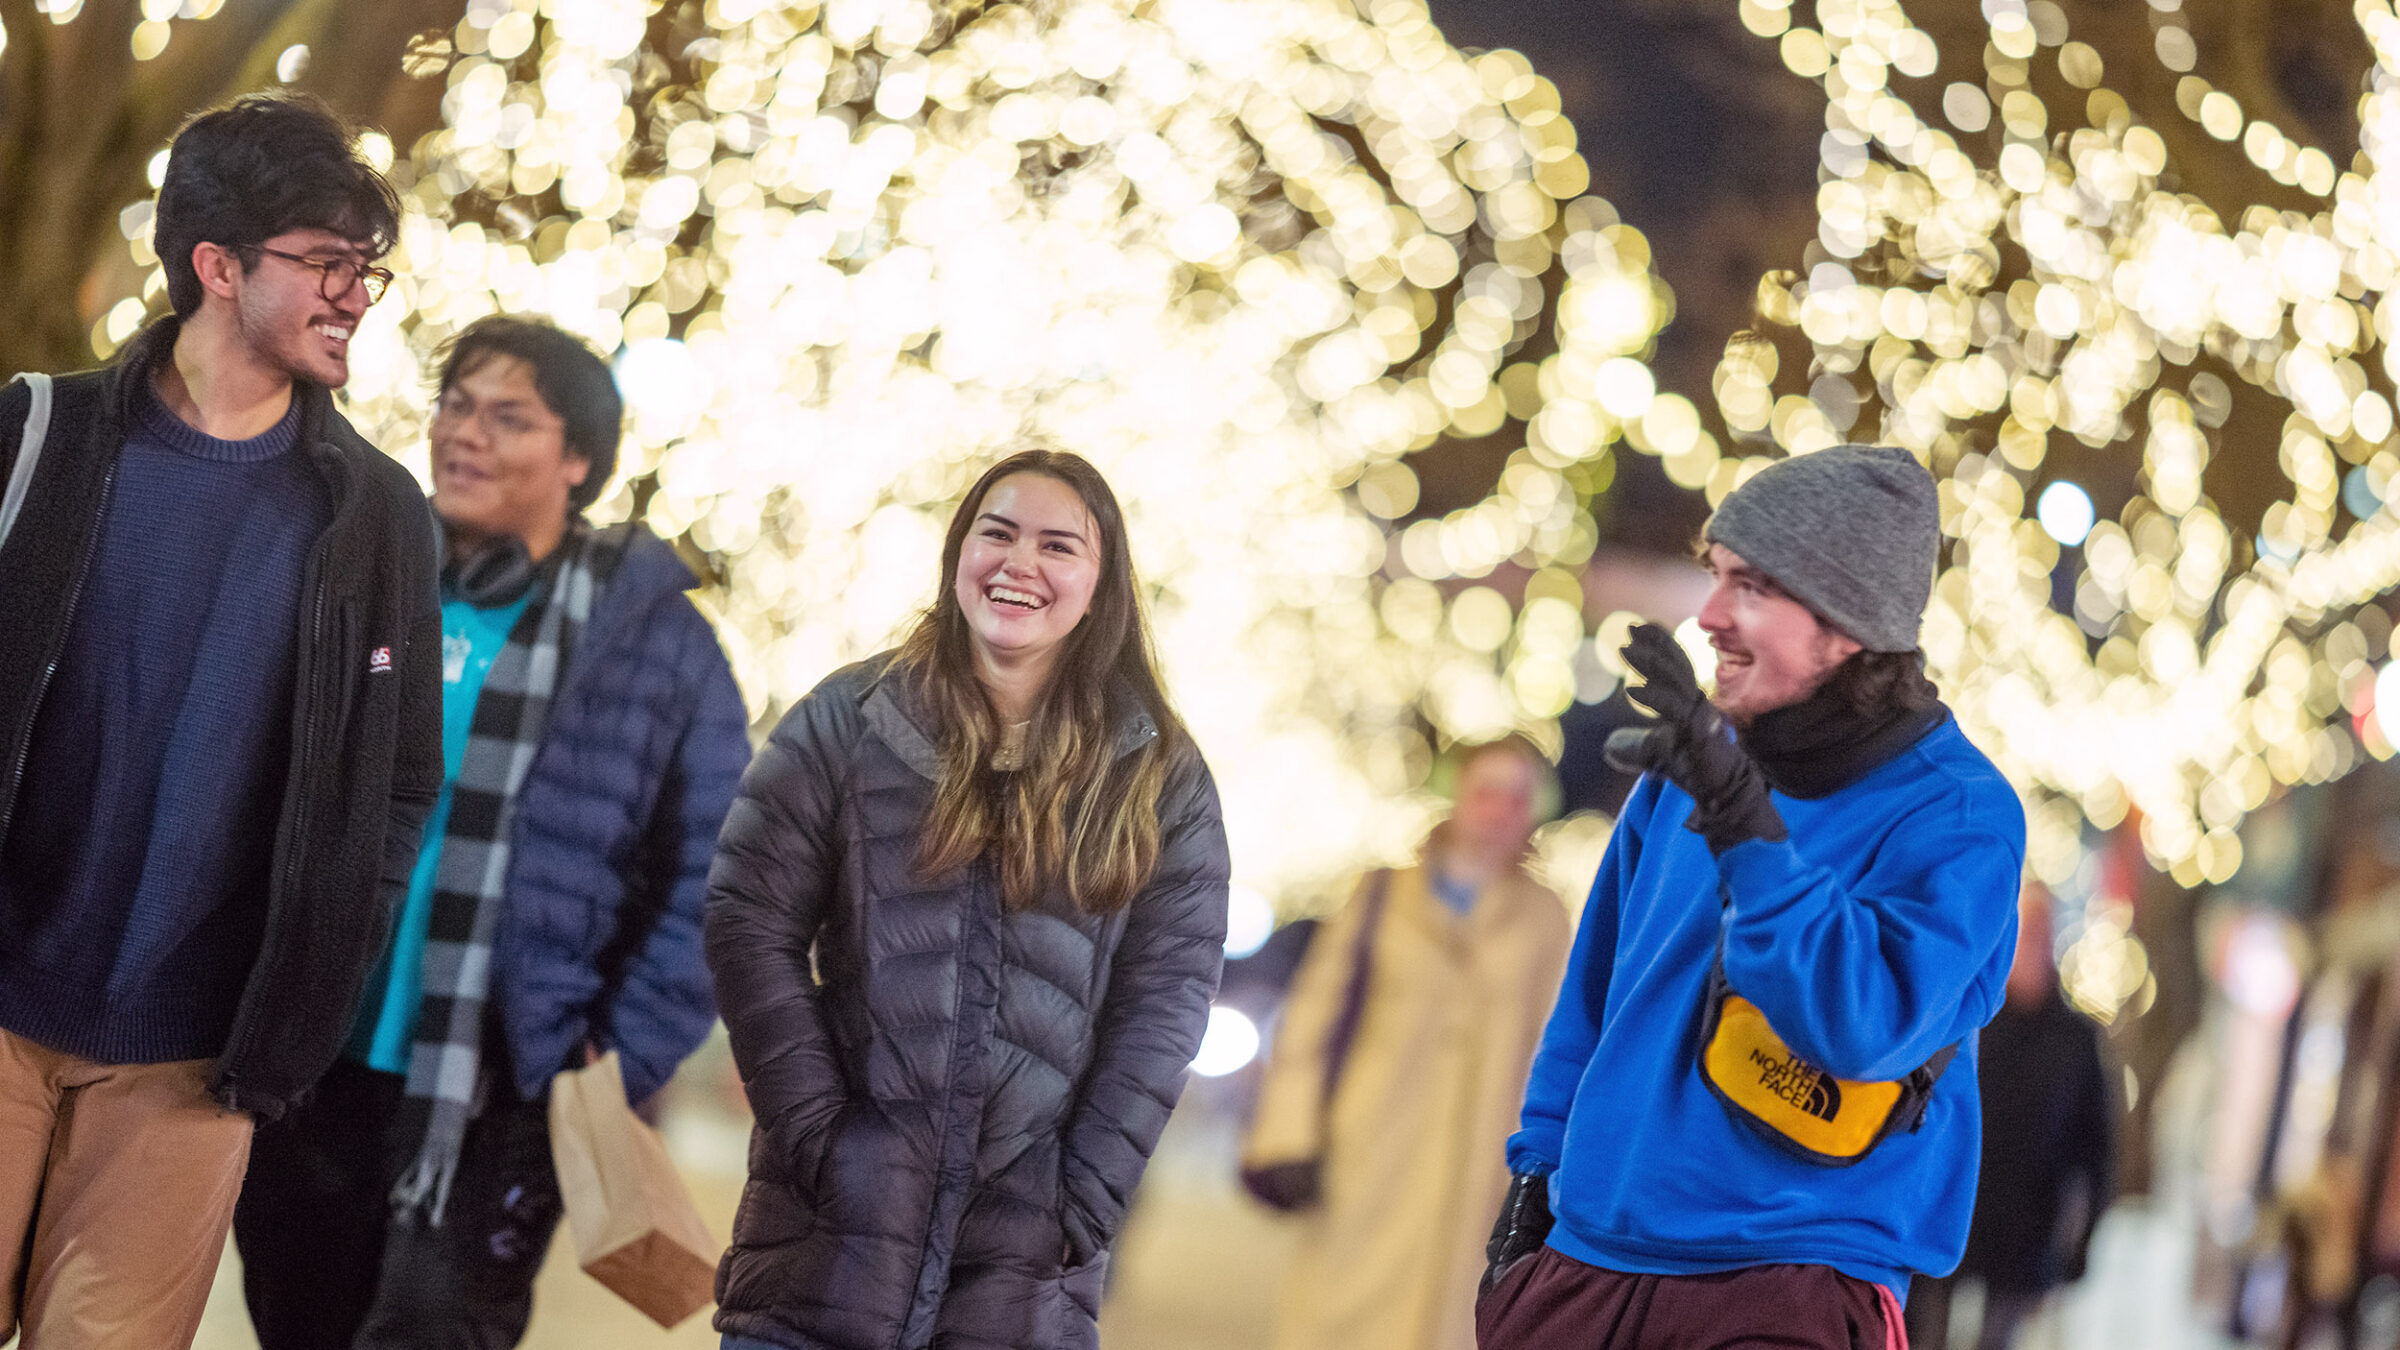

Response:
(1698, 955), (1955, 1167)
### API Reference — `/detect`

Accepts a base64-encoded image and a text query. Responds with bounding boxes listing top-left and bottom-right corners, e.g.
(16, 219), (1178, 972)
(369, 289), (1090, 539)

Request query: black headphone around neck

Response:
(443, 533), (538, 608)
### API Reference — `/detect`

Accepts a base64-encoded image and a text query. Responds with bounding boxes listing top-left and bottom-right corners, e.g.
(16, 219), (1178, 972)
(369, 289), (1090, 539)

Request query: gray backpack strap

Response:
(0, 372), (52, 549)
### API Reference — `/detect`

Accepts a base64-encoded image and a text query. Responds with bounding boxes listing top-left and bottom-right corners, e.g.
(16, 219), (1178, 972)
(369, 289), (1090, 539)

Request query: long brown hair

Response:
(892, 450), (1192, 912)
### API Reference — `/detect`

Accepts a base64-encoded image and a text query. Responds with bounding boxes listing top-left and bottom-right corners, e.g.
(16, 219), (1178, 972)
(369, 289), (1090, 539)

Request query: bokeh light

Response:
(2375, 660), (2400, 746)
(2037, 480), (2094, 548)
(1718, 0), (2400, 887)
(82, 0), (1682, 913)
(1190, 1004), (1262, 1077)
(1222, 885), (1276, 960)
(85, 0), (2400, 897)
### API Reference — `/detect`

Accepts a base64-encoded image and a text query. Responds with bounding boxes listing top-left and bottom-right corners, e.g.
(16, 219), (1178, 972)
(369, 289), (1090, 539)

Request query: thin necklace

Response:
(991, 720), (1032, 772)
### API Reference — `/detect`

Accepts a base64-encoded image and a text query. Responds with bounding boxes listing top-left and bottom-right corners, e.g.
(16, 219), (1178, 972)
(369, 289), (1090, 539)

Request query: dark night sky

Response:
(1415, 0), (2382, 550)
(1424, 0), (1754, 213)
(1416, 0), (1826, 552)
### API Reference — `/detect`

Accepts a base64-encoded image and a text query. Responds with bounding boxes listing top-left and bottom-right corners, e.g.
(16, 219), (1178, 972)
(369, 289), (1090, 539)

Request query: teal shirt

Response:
(346, 588), (533, 1072)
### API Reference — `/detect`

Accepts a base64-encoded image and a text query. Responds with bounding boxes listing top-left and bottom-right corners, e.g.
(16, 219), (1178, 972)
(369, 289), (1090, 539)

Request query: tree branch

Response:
(0, 0), (464, 378)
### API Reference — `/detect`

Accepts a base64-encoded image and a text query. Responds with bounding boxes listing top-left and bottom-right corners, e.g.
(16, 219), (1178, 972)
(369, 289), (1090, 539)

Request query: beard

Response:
(236, 286), (349, 389)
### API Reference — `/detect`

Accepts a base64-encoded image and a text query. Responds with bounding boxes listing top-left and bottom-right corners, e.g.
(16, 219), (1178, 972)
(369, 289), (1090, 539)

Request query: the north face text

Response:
(1748, 1046), (1842, 1122)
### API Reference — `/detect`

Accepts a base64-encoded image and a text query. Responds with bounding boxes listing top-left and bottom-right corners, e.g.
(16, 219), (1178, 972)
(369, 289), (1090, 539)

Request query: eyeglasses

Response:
(247, 245), (395, 306)
(432, 388), (564, 441)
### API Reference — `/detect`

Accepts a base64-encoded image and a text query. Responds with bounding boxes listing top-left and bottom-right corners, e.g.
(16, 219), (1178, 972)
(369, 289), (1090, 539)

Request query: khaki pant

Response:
(0, 1026), (254, 1349)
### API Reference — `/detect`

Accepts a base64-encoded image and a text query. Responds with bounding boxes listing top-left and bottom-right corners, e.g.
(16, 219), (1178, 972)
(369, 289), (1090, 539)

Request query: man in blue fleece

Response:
(1477, 445), (2026, 1349)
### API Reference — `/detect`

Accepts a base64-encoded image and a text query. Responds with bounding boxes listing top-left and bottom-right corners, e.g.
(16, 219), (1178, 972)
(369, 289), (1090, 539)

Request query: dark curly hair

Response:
(154, 92), (401, 318)
(434, 317), (623, 510)
(1819, 648), (1941, 716)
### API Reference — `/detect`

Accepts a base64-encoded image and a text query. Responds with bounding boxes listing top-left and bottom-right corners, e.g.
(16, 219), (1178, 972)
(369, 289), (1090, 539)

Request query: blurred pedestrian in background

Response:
(1240, 735), (1570, 1350)
(706, 450), (1229, 1350)
(0, 94), (438, 1350)
(235, 315), (751, 1349)
(1906, 881), (2116, 1350)
(1479, 447), (2026, 1350)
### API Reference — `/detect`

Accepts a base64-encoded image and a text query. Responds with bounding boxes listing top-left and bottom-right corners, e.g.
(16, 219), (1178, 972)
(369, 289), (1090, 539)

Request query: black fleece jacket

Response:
(0, 321), (441, 1119)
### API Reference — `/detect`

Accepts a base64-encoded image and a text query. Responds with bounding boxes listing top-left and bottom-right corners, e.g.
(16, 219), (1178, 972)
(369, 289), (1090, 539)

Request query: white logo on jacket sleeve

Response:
(369, 645), (393, 674)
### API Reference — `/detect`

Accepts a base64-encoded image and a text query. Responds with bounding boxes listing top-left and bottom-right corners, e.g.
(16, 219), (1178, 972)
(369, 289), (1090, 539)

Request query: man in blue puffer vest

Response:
(233, 316), (753, 1349)
(1477, 446), (2026, 1349)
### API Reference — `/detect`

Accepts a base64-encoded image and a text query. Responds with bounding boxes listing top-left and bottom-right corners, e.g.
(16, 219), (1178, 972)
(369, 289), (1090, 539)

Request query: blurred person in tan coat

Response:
(1241, 736), (1573, 1350)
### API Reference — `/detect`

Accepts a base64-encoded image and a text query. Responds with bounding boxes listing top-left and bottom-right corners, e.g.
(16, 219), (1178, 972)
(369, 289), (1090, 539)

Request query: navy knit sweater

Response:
(0, 379), (329, 1063)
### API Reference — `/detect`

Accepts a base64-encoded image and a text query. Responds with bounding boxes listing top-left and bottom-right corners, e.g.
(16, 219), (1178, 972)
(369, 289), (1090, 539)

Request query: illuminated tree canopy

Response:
(283, 0), (1674, 904)
(1703, 0), (2400, 898)
(26, 0), (2400, 918)
(0, 0), (465, 377)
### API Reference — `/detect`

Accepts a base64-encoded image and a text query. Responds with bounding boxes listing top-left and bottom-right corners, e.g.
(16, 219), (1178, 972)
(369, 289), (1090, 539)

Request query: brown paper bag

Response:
(549, 1051), (722, 1327)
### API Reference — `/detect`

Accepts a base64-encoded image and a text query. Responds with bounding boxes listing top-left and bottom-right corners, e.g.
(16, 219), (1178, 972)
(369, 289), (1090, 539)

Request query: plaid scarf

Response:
(389, 521), (626, 1226)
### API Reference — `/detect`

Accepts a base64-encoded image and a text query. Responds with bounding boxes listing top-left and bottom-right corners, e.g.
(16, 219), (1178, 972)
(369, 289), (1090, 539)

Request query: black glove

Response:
(1480, 1172), (1553, 1296)
(1240, 1161), (1322, 1213)
(1603, 623), (1787, 854)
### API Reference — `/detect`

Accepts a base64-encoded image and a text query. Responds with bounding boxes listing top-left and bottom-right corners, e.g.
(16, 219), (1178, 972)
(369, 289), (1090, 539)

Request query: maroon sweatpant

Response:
(1476, 1246), (1906, 1350)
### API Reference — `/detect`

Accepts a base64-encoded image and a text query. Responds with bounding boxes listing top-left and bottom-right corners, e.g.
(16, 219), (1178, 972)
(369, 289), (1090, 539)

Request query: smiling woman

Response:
(901, 449), (1187, 913)
(703, 450), (1231, 1350)
(954, 471), (1104, 719)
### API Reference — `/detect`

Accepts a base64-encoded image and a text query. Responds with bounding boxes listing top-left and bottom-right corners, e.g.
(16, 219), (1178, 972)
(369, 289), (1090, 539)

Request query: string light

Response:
(89, 0), (1677, 909)
(2036, 479), (2094, 547)
(80, 0), (2400, 905)
(1191, 1005), (1262, 1076)
(1722, 0), (2400, 890)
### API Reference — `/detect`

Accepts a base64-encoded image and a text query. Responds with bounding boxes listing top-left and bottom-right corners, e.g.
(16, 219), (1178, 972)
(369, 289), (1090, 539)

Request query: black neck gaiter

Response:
(1738, 655), (1948, 799)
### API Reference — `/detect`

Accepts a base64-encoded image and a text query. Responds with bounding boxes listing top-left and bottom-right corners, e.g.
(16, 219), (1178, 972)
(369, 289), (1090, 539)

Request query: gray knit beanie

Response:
(1703, 445), (1939, 653)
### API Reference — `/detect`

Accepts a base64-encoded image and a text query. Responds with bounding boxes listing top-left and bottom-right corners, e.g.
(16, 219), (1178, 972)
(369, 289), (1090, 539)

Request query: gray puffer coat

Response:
(706, 656), (1229, 1350)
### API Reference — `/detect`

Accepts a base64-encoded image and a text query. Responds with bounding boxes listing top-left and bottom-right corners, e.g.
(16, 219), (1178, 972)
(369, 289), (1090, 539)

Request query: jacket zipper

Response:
(0, 461), (117, 843)
(900, 847), (1003, 1350)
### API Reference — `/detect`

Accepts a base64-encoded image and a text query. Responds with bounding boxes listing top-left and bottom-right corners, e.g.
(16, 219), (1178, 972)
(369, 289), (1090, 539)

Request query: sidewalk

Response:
(168, 1039), (2238, 1350)
(192, 1108), (747, 1350)
(1099, 1062), (2245, 1350)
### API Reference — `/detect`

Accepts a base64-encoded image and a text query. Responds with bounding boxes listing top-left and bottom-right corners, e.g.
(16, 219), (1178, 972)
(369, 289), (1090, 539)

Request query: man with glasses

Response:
(234, 316), (751, 1349)
(0, 93), (439, 1348)
(250, 243), (398, 305)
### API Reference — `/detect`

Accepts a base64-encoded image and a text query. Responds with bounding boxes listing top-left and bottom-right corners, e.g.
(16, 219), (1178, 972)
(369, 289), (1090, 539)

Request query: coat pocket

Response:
(1043, 1251), (1108, 1350)
(751, 1098), (842, 1188)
